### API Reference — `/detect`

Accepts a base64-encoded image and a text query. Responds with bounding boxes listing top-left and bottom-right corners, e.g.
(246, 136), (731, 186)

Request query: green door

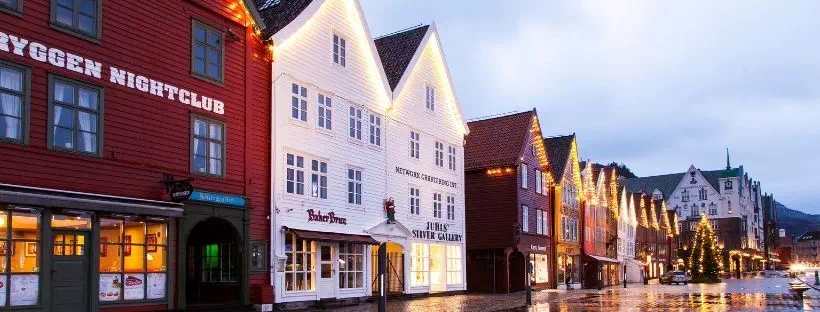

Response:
(51, 231), (90, 312)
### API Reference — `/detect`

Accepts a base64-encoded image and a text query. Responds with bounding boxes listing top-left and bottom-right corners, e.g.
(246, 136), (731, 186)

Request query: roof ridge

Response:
(374, 24), (428, 40)
(466, 110), (531, 123)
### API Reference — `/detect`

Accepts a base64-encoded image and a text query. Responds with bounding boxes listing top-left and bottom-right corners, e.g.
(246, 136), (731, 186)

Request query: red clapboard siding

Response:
(465, 170), (517, 250)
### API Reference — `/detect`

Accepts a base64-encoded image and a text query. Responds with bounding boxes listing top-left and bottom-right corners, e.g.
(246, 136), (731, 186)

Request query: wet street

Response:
(333, 276), (820, 311)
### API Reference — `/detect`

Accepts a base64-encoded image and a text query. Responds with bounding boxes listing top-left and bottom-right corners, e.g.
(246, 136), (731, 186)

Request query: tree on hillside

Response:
(608, 162), (638, 178)
(688, 215), (722, 283)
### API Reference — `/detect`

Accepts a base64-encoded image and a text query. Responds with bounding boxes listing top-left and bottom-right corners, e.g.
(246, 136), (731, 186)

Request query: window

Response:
(725, 180), (733, 190)
(542, 172), (548, 195)
(286, 153), (305, 195)
(434, 141), (444, 167)
(191, 116), (224, 177)
(425, 85), (435, 111)
(333, 34), (346, 67)
(249, 241), (267, 272)
(0, 0), (23, 15)
(433, 193), (442, 218)
(535, 169), (542, 194)
(446, 245), (462, 285)
(311, 160), (328, 199)
(99, 217), (169, 301)
(446, 195), (455, 220)
(369, 114), (381, 146)
(0, 207), (40, 306)
(291, 83), (307, 122)
(699, 188), (708, 200)
(0, 62), (28, 143)
(409, 187), (420, 215)
(192, 20), (223, 82)
(317, 93), (332, 130)
(522, 206), (529, 232)
(727, 200), (732, 214)
(536, 210), (543, 234)
(410, 243), (429, 286)
(520, 163), (528, 189)
(448, 145), (456, 171)
(347, 168), (362, 205)
(710, 220), (719, 231)
(409, 131), (420, 159)
(52, 0), (101, 39)
(49, 76), (102, 155)
(338, 243), (364, 289)
(709, 205), (717, 215)
(284, 232), (314, 291)
(349, 107), (362, 140)
(681, 190), (689, 202)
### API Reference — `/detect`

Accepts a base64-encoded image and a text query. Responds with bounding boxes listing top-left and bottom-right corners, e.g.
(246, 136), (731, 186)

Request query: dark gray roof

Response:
(544, 134), (575, 182)
(374, 25), (430, 90)
(622, 169), (722, 201)
(255, 0), (313, 38)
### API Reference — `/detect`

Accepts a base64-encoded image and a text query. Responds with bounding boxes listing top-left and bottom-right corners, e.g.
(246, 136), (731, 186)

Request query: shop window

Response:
(410, 243), (429, 287)
(286, 153), (305, 195)
(191, 116), (224, 177)
(51, 0), (101, 40)
(310, 160), (328, 199)
(49, 76), (102, 155)
(0, 207), (41, 306)
(192, 20), (224, 83)
(337, 243), (363, 289)
(284, 232), (314, 291)
(0, 62), (29, 143)
(369, 114), (381, 146)
(201, 242), (237, 283)
(317, 93), (332, 130)
(99, 217), (168, 302)
(446, 245), (462, 285)
(531, 254), (549, 284)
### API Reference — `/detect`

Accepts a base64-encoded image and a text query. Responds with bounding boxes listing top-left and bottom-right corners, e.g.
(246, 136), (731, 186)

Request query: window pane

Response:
(193, 58), (205, 75)
(52, 126), (72, 148)
(0, 93), (21, 117)
(194, 26), (206, 41)
(11, 210), (39, 239)
(124, 245), (145, 273)
(78, 132), (97, 153)
(51, 213), (91, 230)
(79, 0), (95, 15)
(208, 123), (222, 140)
(209, 142), (221, 160)
(0, 67), (22, 91)
(209, 156), (222, 175)
(207, 30), (221, 46)
(11, 241), (38, 272)
(147, 247), (166, 272)
(78, 15), (95, 34)
(0, 116), (20, 140)
(100, 244), (121, 272)
(207, 63), (220, 79)
(146, 223), (167, 245)
(193, 138), (206, 156)
(52, 106), (73, 128)
(193, 156), (207, 173)
(123, 273), (145, 300)
(56, 6), (73, 26)
(78, 88), (98, 110)
(123, 220), (145, 244)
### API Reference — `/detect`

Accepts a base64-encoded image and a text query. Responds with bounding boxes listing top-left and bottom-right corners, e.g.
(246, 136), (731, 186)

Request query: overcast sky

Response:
(361, 0), (819, 214)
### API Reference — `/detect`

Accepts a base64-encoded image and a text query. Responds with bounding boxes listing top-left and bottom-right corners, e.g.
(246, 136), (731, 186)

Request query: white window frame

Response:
(520, 163), (528, 189)
(347, 168), (362, 205)
(410, 131), (420, 159)
(410, 243), (430, 287)
(310, 159), (328, 199)
(332, 33), (346, 67)
(337, 243), (364, 289)
(284, 233), (315, 292)
(446, 245), (462, 285)
(368, 113), (381, 146)
(317, 93), (332, 130)
(349, 106), (362, 140)
(446, 195), (455, 220)
(434, 141), (444, 167)
(535, 169), (542, 194)
(410, 187), (420, 215)
(448, 145), (457, 171)
(522, 206), (529, 233)
(291, 83), (307, 122)
(425, 85), (435, 111)
(286, 153), (305, 195)
(433, 193), (442, 218)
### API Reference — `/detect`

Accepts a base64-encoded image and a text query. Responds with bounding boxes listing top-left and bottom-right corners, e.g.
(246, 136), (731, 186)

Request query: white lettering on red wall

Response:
(0, 31), (225, 115)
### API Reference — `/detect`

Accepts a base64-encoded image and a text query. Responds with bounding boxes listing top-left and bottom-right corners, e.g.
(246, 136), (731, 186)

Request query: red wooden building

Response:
(0, 0), (271, 310)
(464, 110), (552, 293)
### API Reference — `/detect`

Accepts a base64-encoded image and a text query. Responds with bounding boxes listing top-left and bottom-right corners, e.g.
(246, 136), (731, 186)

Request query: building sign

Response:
(395, 167), (458, 189)
(307, 209), (347, 225)
(531, 245), (547, 252)
(168, 181), (193, 202)
(0, 31), (225, 115)
(412, 222), (463, 242)
(188, 190), (247, 207)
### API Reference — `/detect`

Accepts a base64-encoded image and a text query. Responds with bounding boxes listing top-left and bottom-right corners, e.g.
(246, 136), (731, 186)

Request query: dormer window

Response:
(333, 34), (346, 67)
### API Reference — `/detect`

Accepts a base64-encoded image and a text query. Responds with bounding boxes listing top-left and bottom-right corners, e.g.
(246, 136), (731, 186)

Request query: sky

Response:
(360, 0), (820, 214)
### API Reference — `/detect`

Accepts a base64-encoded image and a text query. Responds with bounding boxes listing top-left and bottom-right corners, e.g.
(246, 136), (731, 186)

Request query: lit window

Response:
(446, 195), (455, 220)
(522, 206), (529, 232)
(333, 34), (346, 67)
(0, 208), (40, 306)
(347, 168), (362, 205)
(50, 77), (102, 155)
(434, 141), (444, 167)
(433, 193), (442, 218)
(338, 243), (364, 289)
(52, 0), (100, 39)
(192, 20), (223, 82)
(311, 160), (328, 199)
(409, 131), (420, 159)
(425, 85), (435, 111)
(520, 163), (528, 189)
(99, 217), (169, 301)
(291, 83), (307, 122)
(0, 63), (28, 143)
(286, 153), (305, 195)
(192, 116), (224, 177)
(410, 243), (429, 286)
(317, 94), (332, 130)
(446, 245), (462, 285)
(284, 232), (314, 291)
(369, 114), (381, 146)
(349, 107), (362, 140)
(409, 187), (420, 215)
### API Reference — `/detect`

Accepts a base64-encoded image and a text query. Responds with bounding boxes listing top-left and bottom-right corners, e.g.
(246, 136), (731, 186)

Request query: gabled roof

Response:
(544, 134), (575, 182)
(255, 0), (313, 38)
(464, 111), (534, 170)
(374, 25), (430, 90)
(622, 169), (723, 201)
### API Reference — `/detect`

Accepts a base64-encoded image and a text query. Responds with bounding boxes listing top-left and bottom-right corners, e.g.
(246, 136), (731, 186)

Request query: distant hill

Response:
(775, 201), (820, 237)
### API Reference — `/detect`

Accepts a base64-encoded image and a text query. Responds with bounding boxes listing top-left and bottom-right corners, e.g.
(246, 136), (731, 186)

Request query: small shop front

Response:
(406, 221), (465, 295)
(556, 245), (581, 289)
(0, 183), (181, 312)
(518, 235), (550, 289)
(583, 254), (619, 289)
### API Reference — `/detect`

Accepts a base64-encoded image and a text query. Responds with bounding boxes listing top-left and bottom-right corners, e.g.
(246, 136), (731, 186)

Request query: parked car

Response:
(662, 271), (689, 285)
(763, 270), (789, 278)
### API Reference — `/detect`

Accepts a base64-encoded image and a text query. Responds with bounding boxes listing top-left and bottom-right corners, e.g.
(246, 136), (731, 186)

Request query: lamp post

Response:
(526, 253), (532, 306)
(623, 261), (627, 288)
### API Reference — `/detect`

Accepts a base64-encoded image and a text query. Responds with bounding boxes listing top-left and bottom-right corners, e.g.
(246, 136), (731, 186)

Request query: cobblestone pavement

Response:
(329, 277), (820, 312)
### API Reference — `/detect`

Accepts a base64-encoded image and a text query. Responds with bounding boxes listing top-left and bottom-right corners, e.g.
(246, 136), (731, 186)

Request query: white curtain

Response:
(1, 68), (22, 139)
(78, 112), (94, 152)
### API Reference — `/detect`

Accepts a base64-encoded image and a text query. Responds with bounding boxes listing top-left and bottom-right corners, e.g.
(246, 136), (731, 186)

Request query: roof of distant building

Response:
(255, 0), (313, 38)
(464, 111), (535, 170)
(374, 25), (430, 90)
(622, 169), (723, 201)
(544, 134), (575, 183)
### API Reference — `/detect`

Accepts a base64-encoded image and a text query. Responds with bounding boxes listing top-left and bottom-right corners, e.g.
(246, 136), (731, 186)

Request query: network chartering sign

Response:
(0, 31), (225, 115)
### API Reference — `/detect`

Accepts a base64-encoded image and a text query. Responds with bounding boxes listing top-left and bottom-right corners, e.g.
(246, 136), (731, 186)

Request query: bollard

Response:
(623, 263), (627, 288)
(815, 270), (819, 286)
(377, 243), (387, 312)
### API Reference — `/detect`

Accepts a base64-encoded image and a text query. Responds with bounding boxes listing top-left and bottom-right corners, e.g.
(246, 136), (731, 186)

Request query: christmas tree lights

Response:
(688, 215), (722, 283)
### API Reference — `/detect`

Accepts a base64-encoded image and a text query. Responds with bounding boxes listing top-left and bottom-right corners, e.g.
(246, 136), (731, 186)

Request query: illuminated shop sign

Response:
(412, 221), (462, 242)
(0, 31), (225, 115)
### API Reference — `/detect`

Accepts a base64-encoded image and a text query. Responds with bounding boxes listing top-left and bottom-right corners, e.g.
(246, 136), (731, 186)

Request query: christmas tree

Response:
(688, 215), (722, 283)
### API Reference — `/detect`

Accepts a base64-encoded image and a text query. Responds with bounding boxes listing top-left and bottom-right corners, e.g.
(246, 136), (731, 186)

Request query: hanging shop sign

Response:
(412, 221), (463, 242)
(168, 181), (193, 202)
(307, 209), (347, 225)
(188, 190), (247, 207)
(395, 167), (458, 189)
(0, 31), (225, 114)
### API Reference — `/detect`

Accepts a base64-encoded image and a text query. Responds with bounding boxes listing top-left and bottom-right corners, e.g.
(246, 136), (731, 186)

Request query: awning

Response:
(285, 227), (380, 245)
(585, 254), (620, 263)
(0, 183), (183, 217)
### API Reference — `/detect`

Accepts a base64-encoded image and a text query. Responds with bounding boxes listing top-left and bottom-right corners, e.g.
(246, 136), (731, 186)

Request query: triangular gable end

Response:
(367, 219), (412, 240)
(390, 23), (469, 136)
(270, 0), (392, 103)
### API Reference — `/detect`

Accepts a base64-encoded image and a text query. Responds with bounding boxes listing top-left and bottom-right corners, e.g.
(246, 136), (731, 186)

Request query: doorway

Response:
(51, 231), (90, 312)
(318, 242), (336, 299)
(186, 218), (240, 305)
(371, 242), (404, 295)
